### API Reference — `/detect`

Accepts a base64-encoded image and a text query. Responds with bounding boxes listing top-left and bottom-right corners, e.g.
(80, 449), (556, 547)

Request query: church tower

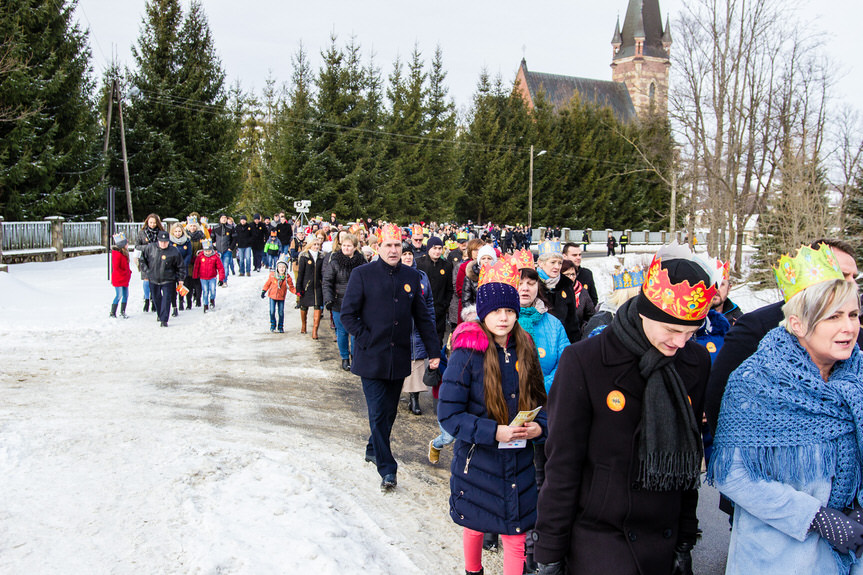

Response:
(610, 0), (672, 119)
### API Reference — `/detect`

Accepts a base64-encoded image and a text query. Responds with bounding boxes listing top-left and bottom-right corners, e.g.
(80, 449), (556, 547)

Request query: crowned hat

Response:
(456, 231), (468, 241)
(476, 258), (521, 322)
(612, 267), (646, 291)
(276, 254), (290, 268)
(379, 224), (402, 244)
(538, 241), (562, 258)
(201, 239), (213, 251)
(638, 242), (719, 325)
(445, 240), (459, 251)
(773, 243), (844, 302)
(514, 248), (535, 270)
(411, 224), (423, 237)
(112, 232), (127, 248)
(186, 216), (198, 227)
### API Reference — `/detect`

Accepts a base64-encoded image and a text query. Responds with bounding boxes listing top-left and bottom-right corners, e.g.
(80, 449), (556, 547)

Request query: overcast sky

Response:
(76, 0), (860, 117)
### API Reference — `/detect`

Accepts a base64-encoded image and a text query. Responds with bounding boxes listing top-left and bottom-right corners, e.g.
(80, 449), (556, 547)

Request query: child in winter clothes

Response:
(193, 239), (225, 312)
(263, 231), (282, 270)
(110, 233), (131, 318)
(261, 257), (296, 332)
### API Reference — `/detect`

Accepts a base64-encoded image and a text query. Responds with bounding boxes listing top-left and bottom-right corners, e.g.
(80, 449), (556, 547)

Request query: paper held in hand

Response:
(498, 406), (543, 449)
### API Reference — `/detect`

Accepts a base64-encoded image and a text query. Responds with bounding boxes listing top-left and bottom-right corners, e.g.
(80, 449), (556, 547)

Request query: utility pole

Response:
(528, 146), (546, 230)
(103, 79), (134, 222)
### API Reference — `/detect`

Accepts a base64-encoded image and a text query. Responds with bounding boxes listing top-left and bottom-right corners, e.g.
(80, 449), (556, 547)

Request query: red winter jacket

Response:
(111, 249), (131, 287)
(193, 251), (225, 281)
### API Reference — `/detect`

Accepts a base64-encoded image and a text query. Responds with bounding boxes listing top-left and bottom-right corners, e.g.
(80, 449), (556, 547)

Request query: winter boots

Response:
(119, 303), (128, 319)
(179, 297), (185, 311)
(204, 304), (209, 313)
(311, 309), (322, 340)
(409, 392), (422, 415)
(341, 359), (351, 371)
(172, 306), (178, 317)
(151, 299), (156, 312)
(210, 299), (215, 310)
(110, 304), (117, 318)
(300, 309), (308, 334)
(428, 440), (440, 464)
(143, 300), (150, 313)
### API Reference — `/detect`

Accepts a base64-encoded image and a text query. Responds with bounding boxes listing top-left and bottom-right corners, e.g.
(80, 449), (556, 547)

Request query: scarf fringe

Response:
(638, 452), (702, 491)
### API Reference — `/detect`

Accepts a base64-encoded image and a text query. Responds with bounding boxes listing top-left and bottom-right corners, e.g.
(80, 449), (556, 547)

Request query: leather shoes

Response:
(341, 359), (351, 371)
(380, 473), (397, 492)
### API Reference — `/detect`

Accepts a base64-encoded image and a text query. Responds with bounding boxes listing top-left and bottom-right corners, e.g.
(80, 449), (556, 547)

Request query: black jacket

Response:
(296, 250), (324, 308)
(416, 254), (453, 317)
(276, 222), (293, 246)
(461, 261), (480, 310)
(545, 275), (579, 343)
(140, 243), (187, 285)
(234, 222), (254, 249)
(534, 328), (709, 574)
(575, 266), (598, 306)
(211, 224), (235, 253)
(322, 251), (366, 312)
(340, 257), (441, 380)
(252, 221), (268, 250)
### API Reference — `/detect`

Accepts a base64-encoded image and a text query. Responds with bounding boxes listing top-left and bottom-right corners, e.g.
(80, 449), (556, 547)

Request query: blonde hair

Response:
(170, 222), (186, 236)
(606, 286), (642, 311)
(782, 279), (859, 338)
(340, 233), (358, 248)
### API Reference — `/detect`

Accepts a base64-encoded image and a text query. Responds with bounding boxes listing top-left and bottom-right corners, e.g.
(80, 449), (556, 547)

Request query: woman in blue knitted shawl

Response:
(709, 260), (863, 575)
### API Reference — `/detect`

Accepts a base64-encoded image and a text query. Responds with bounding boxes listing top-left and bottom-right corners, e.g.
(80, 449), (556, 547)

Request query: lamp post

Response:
(528, 145), (546, 230)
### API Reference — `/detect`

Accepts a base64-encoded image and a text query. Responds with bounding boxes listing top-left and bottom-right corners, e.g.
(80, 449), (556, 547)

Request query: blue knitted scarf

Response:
(709, 327), (863, 572)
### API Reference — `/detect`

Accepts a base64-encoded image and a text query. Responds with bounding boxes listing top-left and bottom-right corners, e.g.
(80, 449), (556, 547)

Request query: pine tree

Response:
(0, 0), (102, 220)
(422, 46), (458, 221)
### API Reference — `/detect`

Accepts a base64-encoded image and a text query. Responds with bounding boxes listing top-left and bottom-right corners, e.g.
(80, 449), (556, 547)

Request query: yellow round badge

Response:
(706, 342), (717, 353)
(561, 291), (567, 298)
(440, 269), (445, 275)
(607, 390), (625, 412)
(537, 347), (546, 358)
(404, 284), (411, 293)
(161, 255), (166, 260)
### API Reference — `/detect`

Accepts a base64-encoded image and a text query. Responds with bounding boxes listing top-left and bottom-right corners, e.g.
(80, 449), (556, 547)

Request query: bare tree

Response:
(832, 105), (863, 233)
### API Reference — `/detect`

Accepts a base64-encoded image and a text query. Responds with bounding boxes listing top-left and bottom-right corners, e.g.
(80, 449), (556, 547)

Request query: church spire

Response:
(614, 0), (669, 61)
(611, 16), (623, 54)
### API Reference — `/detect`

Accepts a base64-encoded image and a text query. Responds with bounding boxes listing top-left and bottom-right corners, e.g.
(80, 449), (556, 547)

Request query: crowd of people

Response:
(108, 212), (863, 575)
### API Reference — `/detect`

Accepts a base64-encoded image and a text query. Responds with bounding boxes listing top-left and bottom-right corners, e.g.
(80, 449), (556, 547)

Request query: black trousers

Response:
(152, 281), (176, 323)
(362, 377), (403, 477)
(253, 249), (264, 270)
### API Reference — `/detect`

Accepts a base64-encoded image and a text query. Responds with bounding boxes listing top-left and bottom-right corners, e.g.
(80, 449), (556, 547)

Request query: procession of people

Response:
(109, 212), (863, 575)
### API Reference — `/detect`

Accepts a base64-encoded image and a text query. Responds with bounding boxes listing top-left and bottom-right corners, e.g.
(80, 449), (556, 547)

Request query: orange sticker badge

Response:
(561, 291), (567, 298)
(161, 255), (166, 260)
(706, 342), (717, 353)
(537, 348), (546, 358)
(440, 269), (445, 275)
(404, 284), (411, 293)
(607, 391), (625, 412)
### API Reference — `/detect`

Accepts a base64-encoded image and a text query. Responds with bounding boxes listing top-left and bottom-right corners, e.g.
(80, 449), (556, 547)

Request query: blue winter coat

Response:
(438, 321), (548, 536)
(518, 308), (570, 393)
(410, 265), (436, 361)
(340, 257), (441, 380)
(171, 237), (193, 268)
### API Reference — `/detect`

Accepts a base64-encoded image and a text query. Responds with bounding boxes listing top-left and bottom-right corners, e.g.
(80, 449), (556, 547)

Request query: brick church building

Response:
(515, 0), (672, 122)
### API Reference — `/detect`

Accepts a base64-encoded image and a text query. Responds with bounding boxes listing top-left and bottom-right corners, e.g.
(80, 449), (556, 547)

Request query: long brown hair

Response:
(466, 238), (484, 261)
(141, 213), (164, 231)
(479, 321), (547, 425)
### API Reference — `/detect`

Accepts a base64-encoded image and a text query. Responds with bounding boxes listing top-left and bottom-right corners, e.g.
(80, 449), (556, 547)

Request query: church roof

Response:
(520, 62), (637, 123)
(614, 0), (669, 60)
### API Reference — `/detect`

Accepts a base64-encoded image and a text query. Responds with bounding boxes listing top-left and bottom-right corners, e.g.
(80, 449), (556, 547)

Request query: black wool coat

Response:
(296, 251), (324, 308)
(339, 257), (440, 380)
(545, 275), (579, 343)
(322, 251), (366, 312)
(417, 254), (453, 320)
(534, 328), (710, 575)
(234, 222), (254, 249)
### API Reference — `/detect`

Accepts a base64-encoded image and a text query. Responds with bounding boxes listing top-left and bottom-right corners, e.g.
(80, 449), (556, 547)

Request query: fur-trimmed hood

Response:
(466, 261), (481, 282)
(451, 321), (489, 353)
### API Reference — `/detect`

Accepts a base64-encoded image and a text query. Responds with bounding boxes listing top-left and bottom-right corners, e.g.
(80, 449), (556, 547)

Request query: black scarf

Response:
(331, 250), (365, 271)
(610, 298), (702, 491)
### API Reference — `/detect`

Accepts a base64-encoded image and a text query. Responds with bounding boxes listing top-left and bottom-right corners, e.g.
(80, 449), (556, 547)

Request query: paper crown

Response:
(445, 240), (459, 251)
(773, 244), (844, 302)
(276, 254), (290, 267)
(186, 216), (198, 226)
(641, 244), (719, 322)
(715, 259), (730, 282)
(112, 232), (127, 245)
(478, 257), (520, 289)
(349, 223), (360, 234)
(538, 241), (561, 257)
(379, 224), (402, 243)
(613, 267), (645, 290)
(201, 239), (213, 250)
(411, 225), (423, 237)
(456, 231), (468, 241)
(514, 248), (535, 270)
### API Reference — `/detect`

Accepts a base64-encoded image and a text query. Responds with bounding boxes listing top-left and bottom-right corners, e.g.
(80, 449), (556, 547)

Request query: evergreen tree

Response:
(0, 0), (102, 220)
(422, 46), (458, 221)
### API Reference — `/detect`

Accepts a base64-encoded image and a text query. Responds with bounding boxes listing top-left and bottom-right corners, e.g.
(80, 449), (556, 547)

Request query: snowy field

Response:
(0, 250), (768, 574)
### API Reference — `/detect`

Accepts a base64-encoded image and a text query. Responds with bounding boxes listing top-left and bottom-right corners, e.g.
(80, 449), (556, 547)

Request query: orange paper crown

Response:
(514, 248), (535, 270)
(379, 224), (402, 243)
(715, 259), (730, 282)
(641, 256), (718, 322)
(411, 225), (423, 237)
(478, 257), (520, 289)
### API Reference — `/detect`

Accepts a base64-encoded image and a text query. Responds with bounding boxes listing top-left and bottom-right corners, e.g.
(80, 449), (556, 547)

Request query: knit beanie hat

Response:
(427, 236), (444, 249)
(476, 244), (497, 263)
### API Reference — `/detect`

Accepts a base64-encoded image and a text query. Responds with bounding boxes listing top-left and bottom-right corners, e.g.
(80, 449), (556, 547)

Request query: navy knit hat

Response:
(427, 236), (444, 249)
(476, 282), (520, 322)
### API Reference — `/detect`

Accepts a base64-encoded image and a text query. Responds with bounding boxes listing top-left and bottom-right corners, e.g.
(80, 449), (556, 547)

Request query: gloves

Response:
(810, 506), (863, 556)
(671, 541), (694, 575)
(218, 280), (223, 286)
(847, 504), (863, 524)
(325, 301), (333, 311)
(536, 562), (564, 575)
(261, 291), (266, 299)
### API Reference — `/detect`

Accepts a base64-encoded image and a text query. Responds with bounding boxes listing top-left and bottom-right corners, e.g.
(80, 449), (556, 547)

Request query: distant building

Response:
(515, 0), (672, 121)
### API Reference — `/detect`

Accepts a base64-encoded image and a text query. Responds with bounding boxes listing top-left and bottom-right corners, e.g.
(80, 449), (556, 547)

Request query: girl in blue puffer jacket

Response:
(438, 262), (547, 575)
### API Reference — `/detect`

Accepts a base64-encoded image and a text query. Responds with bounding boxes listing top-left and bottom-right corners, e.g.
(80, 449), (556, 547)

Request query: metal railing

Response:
(2, 221), (51, 252)
(63, 222), (102, 248)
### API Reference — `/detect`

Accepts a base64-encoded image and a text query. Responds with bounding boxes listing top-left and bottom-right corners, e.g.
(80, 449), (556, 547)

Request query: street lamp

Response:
(528, 145), (546, 230)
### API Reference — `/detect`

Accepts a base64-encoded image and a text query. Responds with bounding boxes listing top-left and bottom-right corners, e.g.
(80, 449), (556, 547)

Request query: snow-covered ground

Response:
(0, 250), (771, 574)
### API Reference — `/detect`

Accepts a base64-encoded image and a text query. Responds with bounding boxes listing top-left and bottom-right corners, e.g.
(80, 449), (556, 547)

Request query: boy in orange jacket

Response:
(261, 256), (296, 332)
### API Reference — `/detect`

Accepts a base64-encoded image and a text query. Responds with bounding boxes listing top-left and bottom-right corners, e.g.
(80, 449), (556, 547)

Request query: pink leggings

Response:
(463, 527), (526, 575)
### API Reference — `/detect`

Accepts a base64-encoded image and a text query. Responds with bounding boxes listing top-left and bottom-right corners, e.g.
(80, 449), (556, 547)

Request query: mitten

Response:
(810, 506), (863, 556)
(261, 291), (266, 299)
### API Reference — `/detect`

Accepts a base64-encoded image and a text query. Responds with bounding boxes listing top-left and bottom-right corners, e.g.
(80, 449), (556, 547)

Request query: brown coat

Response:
(533, 327), (710, 575)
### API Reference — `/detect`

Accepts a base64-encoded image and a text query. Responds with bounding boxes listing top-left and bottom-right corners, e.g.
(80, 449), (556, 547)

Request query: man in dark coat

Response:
(251, 214), (267, 272)
(416, 236), (453, 346)
(563, 243), (598, 306)
(340, 224), (441, 491)
(534, 248), (715, 575)
(139, 230), (187, 327)
(405, 224), (427, 259)
(234, 215), (254, 276)
(276, 216), (293, 259)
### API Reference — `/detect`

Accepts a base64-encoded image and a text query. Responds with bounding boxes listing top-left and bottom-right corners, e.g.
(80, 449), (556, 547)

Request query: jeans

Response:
(264, 252), (278, 268)
(151, 282), (175, 323)
(269, 298), (285, 330)
(237, 247), (252, 274)
(431, 422), (455, 450)
(253, 249), (264, 271)
(220, 250), (233, 280)
(142, 280), (151, 301)
(201, 278), (217, 304)
(361, 377), (403, 477)
(112, 286), (128, 305)
(331, 310), (355, 360)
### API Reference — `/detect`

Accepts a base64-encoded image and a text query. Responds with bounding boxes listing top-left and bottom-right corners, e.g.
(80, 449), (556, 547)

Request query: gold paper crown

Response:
(773, 244), (844, 302)
(478, 257), (520, 289)
(641, 256), (718, 322)
(379, 224), (402, 244)
(514, 248), (535, 270)
(715, 259), (730, 282)
(411, 225), (423, 237)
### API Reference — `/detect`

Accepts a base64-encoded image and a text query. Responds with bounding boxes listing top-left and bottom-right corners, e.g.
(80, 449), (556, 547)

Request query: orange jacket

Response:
(262, 271), (296, 301)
